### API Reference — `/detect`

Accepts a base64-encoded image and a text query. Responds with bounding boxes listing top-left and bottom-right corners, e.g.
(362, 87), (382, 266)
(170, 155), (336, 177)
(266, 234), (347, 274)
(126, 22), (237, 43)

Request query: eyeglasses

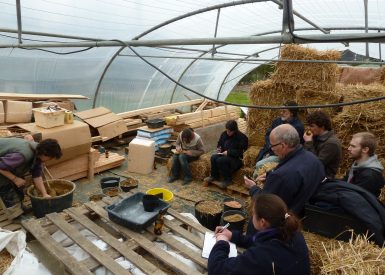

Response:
(269, 142), (282, 150)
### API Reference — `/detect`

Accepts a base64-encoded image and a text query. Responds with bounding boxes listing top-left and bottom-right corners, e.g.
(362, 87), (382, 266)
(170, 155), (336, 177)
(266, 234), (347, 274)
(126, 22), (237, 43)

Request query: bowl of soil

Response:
(221, 210), (247, 232)
(120, 177), (138, 192)
(102, 186), (121, 197)
(194, 200), (223, 231)
(223, 198), (244, 212)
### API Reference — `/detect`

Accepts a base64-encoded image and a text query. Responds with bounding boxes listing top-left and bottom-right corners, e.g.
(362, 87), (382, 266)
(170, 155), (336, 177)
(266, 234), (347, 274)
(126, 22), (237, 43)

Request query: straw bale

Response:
(166, 152), (211, 180)
(270, 44), (340, 91)
(243, 146), (261, 168)
(232, 167), (254, 186)
(295, 88), (343, 117)
(332, 83), (385, 173)
(380, 67), (385, 85)
(247, 80), (295, 146)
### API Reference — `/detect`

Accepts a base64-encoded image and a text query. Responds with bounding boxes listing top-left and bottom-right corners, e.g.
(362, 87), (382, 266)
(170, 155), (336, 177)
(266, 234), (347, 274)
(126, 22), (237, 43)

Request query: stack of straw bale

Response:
(333, 83), (385, 174)
(247, 79), (295, 146)
(270, 44), (341, 91)
(166, 152), (211, 180)
(243, 146), (261, 168)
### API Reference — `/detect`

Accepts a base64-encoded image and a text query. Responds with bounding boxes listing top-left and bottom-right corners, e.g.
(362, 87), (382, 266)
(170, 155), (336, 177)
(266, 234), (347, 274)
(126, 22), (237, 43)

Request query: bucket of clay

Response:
(221, 210), (247, 232)
(223, 198), (244, 212)
(27, 179), (76, 218)
(194, 200), (223, 231)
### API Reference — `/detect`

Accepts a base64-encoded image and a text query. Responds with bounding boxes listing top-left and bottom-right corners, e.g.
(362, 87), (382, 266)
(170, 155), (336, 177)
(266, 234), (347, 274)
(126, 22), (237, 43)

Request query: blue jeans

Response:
(171, 154), (197, 180)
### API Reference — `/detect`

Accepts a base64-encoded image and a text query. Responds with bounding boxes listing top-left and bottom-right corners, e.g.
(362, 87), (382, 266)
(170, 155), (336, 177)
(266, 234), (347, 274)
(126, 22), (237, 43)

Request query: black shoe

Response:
(183, 178), (192, 185)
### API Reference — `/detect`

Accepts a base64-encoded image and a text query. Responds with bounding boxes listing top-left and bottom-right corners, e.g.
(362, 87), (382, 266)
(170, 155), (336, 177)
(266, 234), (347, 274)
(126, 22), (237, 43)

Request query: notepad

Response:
(201, 232), (237, 258)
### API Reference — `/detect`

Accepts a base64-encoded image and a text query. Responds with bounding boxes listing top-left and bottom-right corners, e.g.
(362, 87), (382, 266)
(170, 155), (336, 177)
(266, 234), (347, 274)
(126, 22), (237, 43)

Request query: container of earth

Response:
(223, 197), (244, 212)
(120, 177), (139, 192)
(27, 179), (75, 218)
(194, 200), (223, 231)
(221, 210), (247, 232)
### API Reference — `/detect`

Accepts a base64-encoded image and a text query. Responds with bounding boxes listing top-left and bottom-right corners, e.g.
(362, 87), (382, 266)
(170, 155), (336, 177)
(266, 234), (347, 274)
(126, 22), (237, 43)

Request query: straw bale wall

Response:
(270, 44), (340, 91)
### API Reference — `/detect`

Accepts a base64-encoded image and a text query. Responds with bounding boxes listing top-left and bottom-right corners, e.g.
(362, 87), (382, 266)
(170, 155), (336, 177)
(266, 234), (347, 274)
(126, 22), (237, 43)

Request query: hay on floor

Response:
(270, 44), (340, 91)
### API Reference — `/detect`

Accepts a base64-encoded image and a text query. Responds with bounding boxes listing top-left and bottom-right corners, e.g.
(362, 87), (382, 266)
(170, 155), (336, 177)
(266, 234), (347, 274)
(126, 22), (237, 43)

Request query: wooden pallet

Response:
(0, 197), (32, 231)
(21, 194), (210, 275)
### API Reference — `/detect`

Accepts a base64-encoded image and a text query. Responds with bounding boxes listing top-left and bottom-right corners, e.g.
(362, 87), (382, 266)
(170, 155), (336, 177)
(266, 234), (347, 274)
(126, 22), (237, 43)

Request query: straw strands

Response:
(166, 152), (211, 180)
(243, 146), (261, 168)
(270, 44), (340, 91)
(0, 249), (14, 274)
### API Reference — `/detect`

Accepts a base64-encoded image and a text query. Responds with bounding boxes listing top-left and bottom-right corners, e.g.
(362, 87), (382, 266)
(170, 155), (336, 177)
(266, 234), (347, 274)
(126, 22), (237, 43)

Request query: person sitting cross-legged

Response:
(204, 119), (248, 189)
(168, 128), (204, 185)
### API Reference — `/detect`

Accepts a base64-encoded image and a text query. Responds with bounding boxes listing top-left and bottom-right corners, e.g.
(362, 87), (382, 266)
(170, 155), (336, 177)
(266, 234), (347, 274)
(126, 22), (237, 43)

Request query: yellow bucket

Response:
(146, 188), (173, 202)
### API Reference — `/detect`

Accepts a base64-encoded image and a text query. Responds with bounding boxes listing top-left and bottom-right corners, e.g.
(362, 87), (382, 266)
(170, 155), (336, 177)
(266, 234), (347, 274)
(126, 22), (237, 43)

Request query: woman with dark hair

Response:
(204, 119), (248, 189)
(208, 194), (310, 275)
(168, 128), (204, 185)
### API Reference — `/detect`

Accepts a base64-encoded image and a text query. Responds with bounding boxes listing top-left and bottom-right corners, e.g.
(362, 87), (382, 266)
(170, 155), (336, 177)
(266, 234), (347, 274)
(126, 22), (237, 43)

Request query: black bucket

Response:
(223, 198), (244, 212)
(221, 210), (247, 232)
(27, 179), (76, 218)
(194, 200), (223, 231)
(100, 177), (120, 189)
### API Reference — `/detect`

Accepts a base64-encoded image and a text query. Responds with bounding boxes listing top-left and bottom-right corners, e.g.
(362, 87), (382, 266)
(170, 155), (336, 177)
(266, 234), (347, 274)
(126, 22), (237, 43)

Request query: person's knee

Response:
(217, 156), (230, 166)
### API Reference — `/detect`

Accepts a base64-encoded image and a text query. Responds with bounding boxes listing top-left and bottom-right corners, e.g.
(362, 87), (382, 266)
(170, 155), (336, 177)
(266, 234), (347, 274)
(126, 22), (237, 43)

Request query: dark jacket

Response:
(208, 229), (310, 275)
(250, 146), (325, 215)
(343, 155), (385, 197)
(257, 117), (304, 161)
(217, 131), (248, 159)
(310, 180), (385, 246)
(304, 131), (342, 179)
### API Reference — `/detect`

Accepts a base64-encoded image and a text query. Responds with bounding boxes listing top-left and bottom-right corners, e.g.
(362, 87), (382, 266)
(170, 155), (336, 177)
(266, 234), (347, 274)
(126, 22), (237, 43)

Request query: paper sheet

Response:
(201, 232), (237, 259)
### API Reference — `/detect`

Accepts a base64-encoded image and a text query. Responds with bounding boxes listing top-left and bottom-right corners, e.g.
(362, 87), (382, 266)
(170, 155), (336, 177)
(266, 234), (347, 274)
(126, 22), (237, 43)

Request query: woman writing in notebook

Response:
(208, 194), (310, 275)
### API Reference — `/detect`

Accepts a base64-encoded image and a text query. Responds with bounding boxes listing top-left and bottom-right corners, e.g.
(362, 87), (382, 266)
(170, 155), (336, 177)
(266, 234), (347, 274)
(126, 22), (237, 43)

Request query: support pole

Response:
(16, 0), (22, 44)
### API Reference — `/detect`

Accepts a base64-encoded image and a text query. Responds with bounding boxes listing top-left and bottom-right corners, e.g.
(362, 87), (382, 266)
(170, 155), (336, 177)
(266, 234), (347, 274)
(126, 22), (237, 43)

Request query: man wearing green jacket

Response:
(0, 137), (62, 218)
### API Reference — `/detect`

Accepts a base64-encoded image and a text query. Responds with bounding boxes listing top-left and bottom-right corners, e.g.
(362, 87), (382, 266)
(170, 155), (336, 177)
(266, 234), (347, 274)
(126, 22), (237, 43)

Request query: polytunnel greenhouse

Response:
(1, 0), (384, 112)
(2, 1), (385, 274)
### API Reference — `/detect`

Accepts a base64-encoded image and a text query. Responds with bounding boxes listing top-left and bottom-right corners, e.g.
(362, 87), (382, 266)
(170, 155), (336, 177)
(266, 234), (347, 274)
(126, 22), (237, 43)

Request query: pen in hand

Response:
(214, 223), (230, 238)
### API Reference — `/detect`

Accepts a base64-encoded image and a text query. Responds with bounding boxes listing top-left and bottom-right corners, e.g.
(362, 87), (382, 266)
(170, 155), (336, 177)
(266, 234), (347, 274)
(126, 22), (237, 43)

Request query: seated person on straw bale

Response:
(342, 132), (385, 197)
(244, 124), (326, 235)
(304, 110), (342, 179)
(168, 128), (204, 185)
(204, 120), (248, 189)
(208, 194), (310, 275)
(253, 101), (304, 178)
(0, 136), (62, 218)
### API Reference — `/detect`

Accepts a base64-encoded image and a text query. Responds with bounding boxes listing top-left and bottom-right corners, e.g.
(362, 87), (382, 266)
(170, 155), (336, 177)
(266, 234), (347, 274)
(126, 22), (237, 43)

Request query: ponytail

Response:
(253, 194), (301, 242)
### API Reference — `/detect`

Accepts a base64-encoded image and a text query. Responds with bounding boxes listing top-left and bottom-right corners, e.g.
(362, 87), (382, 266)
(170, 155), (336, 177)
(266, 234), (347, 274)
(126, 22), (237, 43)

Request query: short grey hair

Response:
(271, 124), (300, 148)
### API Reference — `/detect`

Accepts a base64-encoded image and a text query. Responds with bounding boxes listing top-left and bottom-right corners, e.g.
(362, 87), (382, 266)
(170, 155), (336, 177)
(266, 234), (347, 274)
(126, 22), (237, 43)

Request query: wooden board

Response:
(0, 93), (88, 100)
(21, 195), (209, 275)
(118, 99), (203, 119)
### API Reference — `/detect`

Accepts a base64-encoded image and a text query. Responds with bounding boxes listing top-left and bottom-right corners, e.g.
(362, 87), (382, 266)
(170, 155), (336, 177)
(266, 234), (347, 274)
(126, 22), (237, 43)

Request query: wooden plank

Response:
(22, 219), (92, 275)
(0, 93), (88, 100)
(167, 208), (210, 235)
(46, 212), (130, 275)
(145, 225), (207, 268)
(124, 118), (143, 126)
(75, 107), (111, 120)
(3, 223), (22, 231)
(84, 113), (122, 128)
(98, 120), (128, 141)
(85, 202), (203, 275)
(65, 208), (165, 275)
(48, 153), (89, 179)
(118, 99), (204, 119)
(195, 99), (209, 112)
(163, 219), (203, 248)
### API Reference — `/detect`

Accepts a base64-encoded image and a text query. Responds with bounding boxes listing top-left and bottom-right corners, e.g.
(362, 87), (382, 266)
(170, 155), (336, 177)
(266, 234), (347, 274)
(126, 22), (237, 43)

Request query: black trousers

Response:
(210, 154), (242, 182)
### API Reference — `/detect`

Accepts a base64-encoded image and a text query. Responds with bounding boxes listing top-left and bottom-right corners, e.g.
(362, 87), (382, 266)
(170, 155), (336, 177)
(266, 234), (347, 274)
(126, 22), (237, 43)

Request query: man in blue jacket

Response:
(245, 124), (326, 217)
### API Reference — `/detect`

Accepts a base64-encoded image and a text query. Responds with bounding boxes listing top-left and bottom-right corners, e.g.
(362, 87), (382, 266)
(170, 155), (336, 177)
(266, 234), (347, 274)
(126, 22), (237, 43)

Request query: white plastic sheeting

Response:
(0, 0), (384, 112)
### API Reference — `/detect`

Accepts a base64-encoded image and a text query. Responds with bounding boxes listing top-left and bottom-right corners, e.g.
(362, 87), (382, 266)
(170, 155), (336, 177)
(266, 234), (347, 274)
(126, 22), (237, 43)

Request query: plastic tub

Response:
(221, 210), (247, 232)
(146, 119), (165, 129)
(194, 200), (223, 231)
(100, 177), (120, 189)
(27, 179), (75, 218)
(146, 188), (173, 202)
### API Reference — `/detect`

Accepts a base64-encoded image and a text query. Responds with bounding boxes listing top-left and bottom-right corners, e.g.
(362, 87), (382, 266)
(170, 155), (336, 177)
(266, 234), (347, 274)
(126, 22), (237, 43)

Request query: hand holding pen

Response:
(214, 223), (232, 241)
